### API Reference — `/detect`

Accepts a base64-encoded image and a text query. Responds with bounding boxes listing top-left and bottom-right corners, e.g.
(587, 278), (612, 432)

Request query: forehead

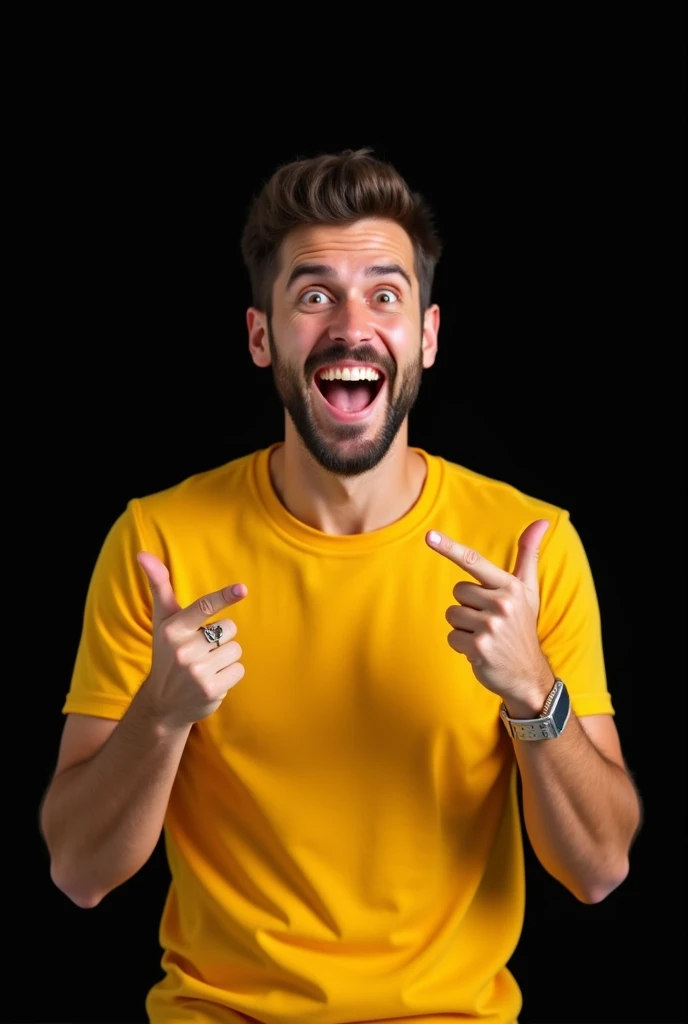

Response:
(276, 218), (416, 284)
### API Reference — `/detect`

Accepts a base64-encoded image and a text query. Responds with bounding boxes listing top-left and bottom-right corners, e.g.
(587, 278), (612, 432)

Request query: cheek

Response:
(284, 312), (323, 348)
(383, 316), (421, 355)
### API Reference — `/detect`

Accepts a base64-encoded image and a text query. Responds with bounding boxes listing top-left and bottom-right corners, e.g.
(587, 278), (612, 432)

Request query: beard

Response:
(267, 325), (424, 477)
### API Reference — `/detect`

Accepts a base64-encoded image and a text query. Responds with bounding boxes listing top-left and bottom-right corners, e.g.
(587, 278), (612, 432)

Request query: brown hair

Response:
(240, 148), (442, 315)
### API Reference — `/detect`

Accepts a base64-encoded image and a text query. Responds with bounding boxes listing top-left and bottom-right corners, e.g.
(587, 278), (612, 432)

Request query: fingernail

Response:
(429, 531), (442, 545)
(231, 584), (243, 597)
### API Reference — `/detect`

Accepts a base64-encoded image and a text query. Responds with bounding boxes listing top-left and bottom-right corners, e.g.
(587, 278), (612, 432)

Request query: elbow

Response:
(49, 860), (106, 910)
(576, 857), (630, 905)
(68, 891), (105, 910)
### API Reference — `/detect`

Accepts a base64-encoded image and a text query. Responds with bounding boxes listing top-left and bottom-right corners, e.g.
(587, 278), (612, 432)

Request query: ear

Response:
(247, 308), (272, 368)
(421, 303), (440, 369)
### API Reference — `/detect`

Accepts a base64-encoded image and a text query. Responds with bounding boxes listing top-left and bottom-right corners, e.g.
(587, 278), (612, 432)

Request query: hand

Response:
(426, 520), (554, 711)
(136, 552), (248, 728)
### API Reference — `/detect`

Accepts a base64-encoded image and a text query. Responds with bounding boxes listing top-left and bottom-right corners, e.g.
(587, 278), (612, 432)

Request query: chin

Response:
(299, 420), (404, 478)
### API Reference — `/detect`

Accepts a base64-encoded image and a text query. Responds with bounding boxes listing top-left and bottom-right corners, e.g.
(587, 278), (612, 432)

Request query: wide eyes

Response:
(373, 289), (398, 305)
(300, 288), (399, 306)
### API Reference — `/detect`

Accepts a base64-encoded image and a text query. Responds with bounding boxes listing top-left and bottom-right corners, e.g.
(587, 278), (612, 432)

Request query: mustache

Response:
(304, 344), (395, 379)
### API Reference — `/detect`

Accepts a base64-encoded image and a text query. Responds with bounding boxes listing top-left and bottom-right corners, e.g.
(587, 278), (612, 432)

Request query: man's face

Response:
(248, 218), (439, 477)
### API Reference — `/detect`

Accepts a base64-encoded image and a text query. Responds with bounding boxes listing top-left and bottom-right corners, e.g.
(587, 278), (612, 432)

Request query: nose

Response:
(326, 298), (375, 346)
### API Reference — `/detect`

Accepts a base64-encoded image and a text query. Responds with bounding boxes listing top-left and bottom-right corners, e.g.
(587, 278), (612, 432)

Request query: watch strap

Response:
(500, 678), (571, 740)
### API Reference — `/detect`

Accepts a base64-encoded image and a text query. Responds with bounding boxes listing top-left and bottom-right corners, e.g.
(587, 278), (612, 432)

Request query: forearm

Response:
(510, 710), (641, 903)
(41, 688), (191, 908)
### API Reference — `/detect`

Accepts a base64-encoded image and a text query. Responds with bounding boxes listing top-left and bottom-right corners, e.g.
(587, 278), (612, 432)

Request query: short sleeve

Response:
(536, 509), (614, 717)
(62, 499), (154, 720)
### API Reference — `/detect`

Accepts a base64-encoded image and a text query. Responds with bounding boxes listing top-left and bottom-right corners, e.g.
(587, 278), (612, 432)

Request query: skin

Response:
(425, 522), (643, 901)
(246, 218), (440, 536)
(39, 566), (249, 907)
(41, 216), (641, 910)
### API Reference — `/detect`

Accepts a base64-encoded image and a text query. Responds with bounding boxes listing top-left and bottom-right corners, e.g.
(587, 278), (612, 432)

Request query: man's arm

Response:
(40, 696), (192, 909)
(41, 552), (248, 909)
(505, 696), (642, 902)
(425, 520), (642, 904)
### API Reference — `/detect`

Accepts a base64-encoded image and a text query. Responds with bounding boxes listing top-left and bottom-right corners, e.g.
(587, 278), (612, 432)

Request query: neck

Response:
(269, 422), (427, 536)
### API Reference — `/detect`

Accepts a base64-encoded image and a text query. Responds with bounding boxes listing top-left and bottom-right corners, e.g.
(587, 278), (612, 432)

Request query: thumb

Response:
(512, 519), (550, 593)
(137, 551), (182, 623)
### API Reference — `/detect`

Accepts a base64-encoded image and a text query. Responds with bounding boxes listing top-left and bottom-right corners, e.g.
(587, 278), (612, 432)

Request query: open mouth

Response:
(313, 365), (386, 419)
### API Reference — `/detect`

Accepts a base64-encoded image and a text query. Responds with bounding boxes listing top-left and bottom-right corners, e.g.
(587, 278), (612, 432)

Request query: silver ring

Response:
(202, 624), (223, 647)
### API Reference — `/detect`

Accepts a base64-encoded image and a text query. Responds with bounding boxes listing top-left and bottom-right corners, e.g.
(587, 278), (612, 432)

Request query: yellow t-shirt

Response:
(63, 444), (613, 1024)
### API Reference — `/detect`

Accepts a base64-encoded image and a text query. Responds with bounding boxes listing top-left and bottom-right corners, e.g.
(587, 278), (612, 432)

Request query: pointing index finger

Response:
(176, 582), (248, 633)
(425, 530), (510, 588)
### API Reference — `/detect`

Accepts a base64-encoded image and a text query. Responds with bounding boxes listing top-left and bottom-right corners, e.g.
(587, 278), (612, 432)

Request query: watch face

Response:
(552, 682), (571, 733)
(500, 682), (571, 740)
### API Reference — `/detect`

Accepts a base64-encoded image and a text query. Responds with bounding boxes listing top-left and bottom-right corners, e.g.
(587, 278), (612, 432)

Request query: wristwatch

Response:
(500, 678), (571, 741)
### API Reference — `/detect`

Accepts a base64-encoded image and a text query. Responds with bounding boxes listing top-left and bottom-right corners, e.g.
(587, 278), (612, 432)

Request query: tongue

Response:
(325, 382), (374, 413)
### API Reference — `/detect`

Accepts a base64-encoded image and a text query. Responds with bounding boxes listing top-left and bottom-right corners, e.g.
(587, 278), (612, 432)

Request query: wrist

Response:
(500, 676), (572, 741)
(135, 684), (193, 742)
(502, 669), (556, 720)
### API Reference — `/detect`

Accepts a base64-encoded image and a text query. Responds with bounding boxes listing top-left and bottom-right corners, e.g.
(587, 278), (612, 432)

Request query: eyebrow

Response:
(285, 262), (412, 291)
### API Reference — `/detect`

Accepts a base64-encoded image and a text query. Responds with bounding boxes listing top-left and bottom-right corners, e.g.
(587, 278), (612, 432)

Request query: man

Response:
(40, 148), (642, 1023)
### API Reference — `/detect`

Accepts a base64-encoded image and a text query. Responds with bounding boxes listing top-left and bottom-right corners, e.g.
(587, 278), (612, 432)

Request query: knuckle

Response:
(161, 623), (178, 647)
(174, 642), (194, 668)
(484, 615), (499, 635)
(495, 595), (513, 616)
(226, 662), (245, 687)
(463, 548), (480, 567)
(196, 595), (216, 617)
(220, 619), (238, 641)
(198, 681), (217, 702)
(473, 634), (488, 655)
(225, 640), (242, 661)
(188, 660), (206, 684)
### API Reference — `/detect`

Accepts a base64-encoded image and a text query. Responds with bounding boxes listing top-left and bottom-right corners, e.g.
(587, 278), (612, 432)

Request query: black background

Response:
(11, 15), (684, 1024)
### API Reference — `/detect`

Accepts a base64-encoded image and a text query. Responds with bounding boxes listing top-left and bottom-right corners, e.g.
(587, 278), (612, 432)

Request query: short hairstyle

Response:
(240, 148), (442, 315)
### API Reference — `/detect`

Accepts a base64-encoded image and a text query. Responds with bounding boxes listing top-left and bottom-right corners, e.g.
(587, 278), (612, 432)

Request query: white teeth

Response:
(318, 367), (381, 381)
